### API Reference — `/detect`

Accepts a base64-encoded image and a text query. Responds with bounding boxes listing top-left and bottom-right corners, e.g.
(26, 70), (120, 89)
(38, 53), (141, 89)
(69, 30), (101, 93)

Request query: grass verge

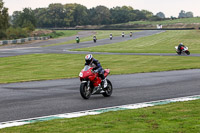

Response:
(1, 99), (200, 132)
(47, 30), (80, 38)
(73, 30), (200, 53)
(0, 54), (200, 84)
(125, 17), (200, 25)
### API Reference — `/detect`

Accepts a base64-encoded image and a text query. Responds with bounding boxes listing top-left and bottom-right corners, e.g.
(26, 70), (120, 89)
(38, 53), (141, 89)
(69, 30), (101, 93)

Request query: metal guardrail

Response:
(0, 36), (50, 46)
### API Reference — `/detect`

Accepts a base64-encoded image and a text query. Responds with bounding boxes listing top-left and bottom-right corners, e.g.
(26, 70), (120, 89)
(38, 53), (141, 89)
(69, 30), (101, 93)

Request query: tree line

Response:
(0, 0), (195, 40)
(11, 3), (159, 28)
(11, 3), (194, 29)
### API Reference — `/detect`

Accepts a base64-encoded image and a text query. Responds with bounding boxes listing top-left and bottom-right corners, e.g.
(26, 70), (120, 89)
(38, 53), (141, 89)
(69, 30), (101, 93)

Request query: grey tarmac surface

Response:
(0, 69), (200, 122)
(1, 30), (200, 57)
(0, 30), (200, 122)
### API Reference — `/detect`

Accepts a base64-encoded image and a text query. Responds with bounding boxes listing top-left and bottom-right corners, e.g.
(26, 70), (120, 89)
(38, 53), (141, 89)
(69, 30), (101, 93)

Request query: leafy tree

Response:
(110, 6), (131, 24)
(178, 10), (186, 18)
(63, 4), (76, 27)
(0, 0), (9, 37)
(133, 10), (147, 20)
(90, 6), (111, 25)
(156, 12), (165, 19)
(34, 8), (50, 28)
(72, 4), (88, 26)
(170, 16), (176, 20)
(141, 10), (153, 20)
(12, 8), (36, 31)
(10, 3), (161, 28)
(186, 12), (193, 18)
(47, 4), (66, 28)
(178, 10), (193, 18)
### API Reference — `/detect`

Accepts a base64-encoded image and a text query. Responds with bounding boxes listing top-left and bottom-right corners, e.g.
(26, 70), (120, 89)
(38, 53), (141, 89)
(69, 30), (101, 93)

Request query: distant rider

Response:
(110, 33), (112, 40)
(122, 32), (125, 37)
(93, 35), (97, 42)
(130, 32), (132, 37)
(178, 43), (185, 53)
(85, 54), (107, 88)
(76, 36), (80, 43)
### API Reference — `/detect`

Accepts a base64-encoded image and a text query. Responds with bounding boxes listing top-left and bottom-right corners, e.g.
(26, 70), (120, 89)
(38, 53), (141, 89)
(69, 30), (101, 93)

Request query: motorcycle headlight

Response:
(79, 72), (83, 77)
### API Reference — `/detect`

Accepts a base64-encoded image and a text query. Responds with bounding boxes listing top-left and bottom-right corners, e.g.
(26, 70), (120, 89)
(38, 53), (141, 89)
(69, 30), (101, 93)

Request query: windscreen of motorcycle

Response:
(83, 65), (91, 71)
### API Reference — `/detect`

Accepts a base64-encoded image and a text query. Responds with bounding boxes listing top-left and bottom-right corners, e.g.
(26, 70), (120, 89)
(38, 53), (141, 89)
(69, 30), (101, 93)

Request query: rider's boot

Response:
(102, 79), (107, 88)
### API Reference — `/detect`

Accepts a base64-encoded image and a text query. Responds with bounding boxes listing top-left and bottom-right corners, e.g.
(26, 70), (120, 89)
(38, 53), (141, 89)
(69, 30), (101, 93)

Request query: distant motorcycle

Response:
(130, 32), (132, 37)
(79, 65), (113, 99)
(76, 38), (80, 43)
(93, 36), (97, 43)
(175, 46), (190, 55)
(110, 35), (113, 40)
(93, 38), (97, 43)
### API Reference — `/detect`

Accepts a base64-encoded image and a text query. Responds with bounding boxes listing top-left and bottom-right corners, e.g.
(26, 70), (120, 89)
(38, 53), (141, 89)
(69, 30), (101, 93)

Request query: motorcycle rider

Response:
(122, 32), (125, 37)
(76, 36), (80, 43)
(130, 32), (133, 37)
(178, 43), (185, 53)
(85, 54), (107, 88)
(93, 35), (97, 42)
(110, 33), (113, 40)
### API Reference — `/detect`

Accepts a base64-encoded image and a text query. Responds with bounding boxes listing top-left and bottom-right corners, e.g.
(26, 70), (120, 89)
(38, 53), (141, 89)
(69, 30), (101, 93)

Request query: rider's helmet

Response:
(85, 54), (93, 64)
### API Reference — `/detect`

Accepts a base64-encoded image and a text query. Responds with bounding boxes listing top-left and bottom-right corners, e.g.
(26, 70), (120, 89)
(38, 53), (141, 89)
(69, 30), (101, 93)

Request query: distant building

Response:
(157, 24), (163, 29)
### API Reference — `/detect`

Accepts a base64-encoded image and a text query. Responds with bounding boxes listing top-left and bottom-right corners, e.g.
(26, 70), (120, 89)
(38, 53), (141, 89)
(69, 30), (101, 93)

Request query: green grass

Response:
(73, 30), (200, 53)
(0, 54), (200, 84)
(118, 17), (200, 25)
(47, 30), (80, 38)
(44, 30), (137, 47)
(55, 30), (80, 38)
(1, 99), (200, 132)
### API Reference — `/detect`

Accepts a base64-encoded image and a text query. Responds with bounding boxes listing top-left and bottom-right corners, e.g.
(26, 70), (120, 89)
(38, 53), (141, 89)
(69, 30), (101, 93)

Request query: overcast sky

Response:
(4, 0), (200, 17)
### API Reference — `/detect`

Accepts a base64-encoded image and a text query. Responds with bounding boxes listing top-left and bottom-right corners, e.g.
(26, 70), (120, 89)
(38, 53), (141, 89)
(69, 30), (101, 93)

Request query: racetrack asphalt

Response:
(0, 69), (200, 122)
(1, 30), (200, 57)
(0, 30), (200, 122)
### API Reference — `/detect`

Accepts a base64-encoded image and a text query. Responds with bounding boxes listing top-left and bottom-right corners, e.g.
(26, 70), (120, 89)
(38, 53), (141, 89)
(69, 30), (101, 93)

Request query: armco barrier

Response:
(3, 40), (8, 45)
(12, 40), (17, 44)
(0, 36), (50, 45)
(17, 39), (21, 44)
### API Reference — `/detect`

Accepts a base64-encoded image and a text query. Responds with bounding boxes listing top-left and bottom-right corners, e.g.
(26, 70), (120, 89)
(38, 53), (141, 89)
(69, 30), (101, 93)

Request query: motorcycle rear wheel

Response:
(102, 79), (113, 97)
(80, 83), (91, 99)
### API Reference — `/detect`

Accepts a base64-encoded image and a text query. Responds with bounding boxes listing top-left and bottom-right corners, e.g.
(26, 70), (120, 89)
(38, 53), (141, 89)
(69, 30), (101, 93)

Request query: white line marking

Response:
(0, 95), (199, 129)
(0, 47), (40, 51)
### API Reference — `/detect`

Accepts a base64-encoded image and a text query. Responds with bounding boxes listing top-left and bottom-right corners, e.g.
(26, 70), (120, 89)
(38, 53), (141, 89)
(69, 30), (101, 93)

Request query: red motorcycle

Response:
(79, 65), (113, 99)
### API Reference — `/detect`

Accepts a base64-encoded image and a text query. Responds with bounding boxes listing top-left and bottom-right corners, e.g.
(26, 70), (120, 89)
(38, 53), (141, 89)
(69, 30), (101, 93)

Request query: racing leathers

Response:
(85, 58), (107, 88)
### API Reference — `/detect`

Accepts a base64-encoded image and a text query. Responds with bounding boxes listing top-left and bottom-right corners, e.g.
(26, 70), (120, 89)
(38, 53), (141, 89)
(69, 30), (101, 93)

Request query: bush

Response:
(0, 31), (7, 40)
(43, 31), (64, 38)
(5, 27), (29, 39)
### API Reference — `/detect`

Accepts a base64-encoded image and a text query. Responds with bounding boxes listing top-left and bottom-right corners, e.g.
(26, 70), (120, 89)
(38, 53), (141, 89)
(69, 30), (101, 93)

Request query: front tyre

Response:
(186, 51), (190, 55)
(102, 79), (113, 97)
(80, 83), (91, 99)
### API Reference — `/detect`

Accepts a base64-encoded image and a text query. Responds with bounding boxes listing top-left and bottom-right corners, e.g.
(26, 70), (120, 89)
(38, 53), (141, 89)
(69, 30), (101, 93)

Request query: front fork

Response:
(87, 81), (90, 90)
(81, 80), (90, 90)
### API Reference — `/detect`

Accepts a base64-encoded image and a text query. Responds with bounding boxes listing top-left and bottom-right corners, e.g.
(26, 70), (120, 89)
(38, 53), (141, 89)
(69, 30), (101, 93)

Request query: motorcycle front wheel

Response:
(102, 79), (113, 97)
(80, 83), (91, 99)
(185, 51), (190, 55)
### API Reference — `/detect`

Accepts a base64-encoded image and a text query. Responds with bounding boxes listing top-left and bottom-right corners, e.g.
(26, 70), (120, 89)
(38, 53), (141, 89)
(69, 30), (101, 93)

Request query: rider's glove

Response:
(94, 70), (98, 73)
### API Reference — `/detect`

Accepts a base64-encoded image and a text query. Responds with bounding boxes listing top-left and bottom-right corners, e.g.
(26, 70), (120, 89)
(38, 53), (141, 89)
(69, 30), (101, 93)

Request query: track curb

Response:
(1, 95), (200, 129)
